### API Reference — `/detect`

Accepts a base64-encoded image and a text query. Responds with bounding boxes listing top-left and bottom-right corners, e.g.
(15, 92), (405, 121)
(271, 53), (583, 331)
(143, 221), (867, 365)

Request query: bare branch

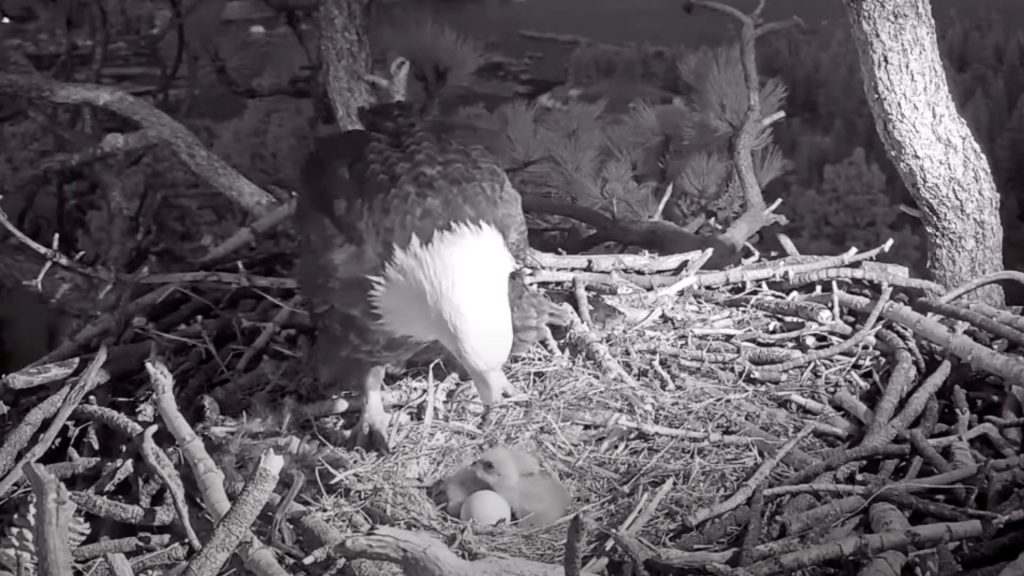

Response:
(24, 463), (76, 576)
(0, 73), (278, 216)
(682, 1), (799, 249)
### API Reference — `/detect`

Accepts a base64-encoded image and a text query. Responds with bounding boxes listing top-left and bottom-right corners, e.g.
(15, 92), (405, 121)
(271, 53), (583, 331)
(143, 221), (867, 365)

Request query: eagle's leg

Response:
(353, 365), (391, 452)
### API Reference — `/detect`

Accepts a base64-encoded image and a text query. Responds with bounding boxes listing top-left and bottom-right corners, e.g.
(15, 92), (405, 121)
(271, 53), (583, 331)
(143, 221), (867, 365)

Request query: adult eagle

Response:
(297, 102), (566, 450)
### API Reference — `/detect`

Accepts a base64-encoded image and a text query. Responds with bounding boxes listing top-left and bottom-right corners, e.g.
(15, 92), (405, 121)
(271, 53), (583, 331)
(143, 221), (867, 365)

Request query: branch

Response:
(0, 198), (114, 283)
(521, 197), (742, 269)
(145, 358), (289, 576)
(745, 520), (983, 576)
(527, 249), (701, 274)
(199, 198), (297, 263)
(686, 424), (816, 527)
(683, 1), (802, 248)
(183, 451), (284, 576)
(309, 526), (599, 576)
(0, 347), (110, 499)
(34, 130), (161, 177)
(24, 463), (76, 576)
(0, 73), (278, 217)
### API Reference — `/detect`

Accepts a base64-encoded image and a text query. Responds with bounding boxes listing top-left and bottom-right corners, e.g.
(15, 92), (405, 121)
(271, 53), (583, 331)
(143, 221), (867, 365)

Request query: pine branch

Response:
(682, 1), (803, 249)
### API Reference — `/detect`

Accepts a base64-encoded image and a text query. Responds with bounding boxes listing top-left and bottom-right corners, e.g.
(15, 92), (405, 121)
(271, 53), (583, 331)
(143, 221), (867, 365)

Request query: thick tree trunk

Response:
(318, 0), (375, 130)
(843, 0), (1005, 305)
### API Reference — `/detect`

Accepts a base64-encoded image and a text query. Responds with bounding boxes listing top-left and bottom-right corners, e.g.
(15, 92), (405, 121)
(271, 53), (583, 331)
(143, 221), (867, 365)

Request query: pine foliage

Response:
(374, 15), (485, 103)
(677, 44), (787, 150)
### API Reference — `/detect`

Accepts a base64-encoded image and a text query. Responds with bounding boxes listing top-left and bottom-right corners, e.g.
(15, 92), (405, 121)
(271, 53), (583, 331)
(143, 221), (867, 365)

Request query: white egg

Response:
(459, 490), (511, 526)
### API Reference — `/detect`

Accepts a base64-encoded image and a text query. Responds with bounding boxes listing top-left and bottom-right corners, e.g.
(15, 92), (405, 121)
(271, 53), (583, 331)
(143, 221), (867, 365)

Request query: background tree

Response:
(843, 0), (1005, 304)
(317, 0), (375, 129)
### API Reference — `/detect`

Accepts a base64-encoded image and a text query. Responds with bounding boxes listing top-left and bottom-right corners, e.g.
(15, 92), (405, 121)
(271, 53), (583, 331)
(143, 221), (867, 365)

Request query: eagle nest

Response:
(1, 242), (1023, 576)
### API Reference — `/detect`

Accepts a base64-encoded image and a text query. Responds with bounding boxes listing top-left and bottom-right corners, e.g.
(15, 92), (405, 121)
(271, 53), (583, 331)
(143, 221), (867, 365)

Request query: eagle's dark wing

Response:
(297, 127), (428, 380)
(298, 101), (563, 378)
(350, 102), (532, 260)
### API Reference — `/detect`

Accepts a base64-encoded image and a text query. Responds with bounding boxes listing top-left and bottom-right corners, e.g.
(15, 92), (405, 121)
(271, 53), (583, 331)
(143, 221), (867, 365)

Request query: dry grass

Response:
(4, 260), (1022, 575)
(231, 290), (827, 566)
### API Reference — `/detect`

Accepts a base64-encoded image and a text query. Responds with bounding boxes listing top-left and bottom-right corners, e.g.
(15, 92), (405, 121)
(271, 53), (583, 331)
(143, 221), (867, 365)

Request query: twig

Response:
(47, 457), (105, 479)
(564, 513), (587, 576)
(72, 535), (173, 561)
(236, 296), (298, 372)
(145, 358), (289, 576)
(745, 520), (983, 576)
(572, 278), (593, 326)
(183, 450), (284, 576)
(560, 305), (642, 399)
(573, 410), (767, 445)
(526, 269), (649, 290)
(868, 358), (953, 449)
(137, 271), (297, 288)
(1, 357), (81, 391)
(907, 429), (953, 475)
(682, 0), (797, 247)
(628, 477), (675, 535)
(603, 530), (654, 575)
(687, 423), (815, 527)
(756, 285), (891, 374)
(0, 198), (114, 282)
(937, 270), (1024, 304)
(104, 553), (136, 576)
(0, 348), (110, 498)
(200, 198), (298, 263)
(307, 526), (591, 576)
(811, 292), (1024, 388)
(676, 240), (898, 298)
(518, 29), (595, 46)
(269, 469), (306, 557)
(69, 491), (176, 526)
(0, 384), (76, 478)
(24, 463), (76, 576)
(112, 543), (189, 575)
(31, 284), (178, 366)
(140, 425), (202, 550)
(529, 249), (699, 274)
(652, 182), (675, 220)
(0, 73), (277, 215)
(73, 405), (144, 437)
(783, 444), (911, 486)
(917, 297), (1024, 347)
(863, 347), (917, 444)
(777, 494), (866, 536)
(522, 196), (739, 266)
(780, 265), (946, 293)
(737, 485), (765, 566)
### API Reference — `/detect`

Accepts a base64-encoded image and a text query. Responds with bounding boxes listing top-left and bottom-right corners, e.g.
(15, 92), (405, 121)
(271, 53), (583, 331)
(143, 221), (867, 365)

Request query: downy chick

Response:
(471, 446), (569, 529)
(442, 446), (540, 517)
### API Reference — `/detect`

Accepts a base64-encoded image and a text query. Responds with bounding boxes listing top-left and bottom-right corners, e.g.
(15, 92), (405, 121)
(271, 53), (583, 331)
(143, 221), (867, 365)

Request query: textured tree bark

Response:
(317, 0), (375, 130)
(843, 0), (1005, 305)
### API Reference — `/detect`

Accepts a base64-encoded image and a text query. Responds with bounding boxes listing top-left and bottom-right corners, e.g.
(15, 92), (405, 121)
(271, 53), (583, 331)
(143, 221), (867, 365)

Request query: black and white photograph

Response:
(1, 0), (1023, 574)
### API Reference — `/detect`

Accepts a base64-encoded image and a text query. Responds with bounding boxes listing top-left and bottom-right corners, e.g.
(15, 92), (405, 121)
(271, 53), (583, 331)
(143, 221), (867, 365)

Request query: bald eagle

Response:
(297, 102), (567, 450)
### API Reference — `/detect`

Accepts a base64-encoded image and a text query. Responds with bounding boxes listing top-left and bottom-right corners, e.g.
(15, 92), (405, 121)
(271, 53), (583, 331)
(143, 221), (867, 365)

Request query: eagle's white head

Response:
(368, 221), (517, 404)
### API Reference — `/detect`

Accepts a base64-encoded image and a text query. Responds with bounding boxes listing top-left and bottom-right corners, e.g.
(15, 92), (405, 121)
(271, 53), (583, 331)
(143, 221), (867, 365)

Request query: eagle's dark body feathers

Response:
(297, 102), (561, 394)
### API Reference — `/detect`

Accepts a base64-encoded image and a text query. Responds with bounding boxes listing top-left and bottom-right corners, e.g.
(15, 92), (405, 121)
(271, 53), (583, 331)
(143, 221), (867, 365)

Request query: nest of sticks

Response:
(1, 239), (1023, 576)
